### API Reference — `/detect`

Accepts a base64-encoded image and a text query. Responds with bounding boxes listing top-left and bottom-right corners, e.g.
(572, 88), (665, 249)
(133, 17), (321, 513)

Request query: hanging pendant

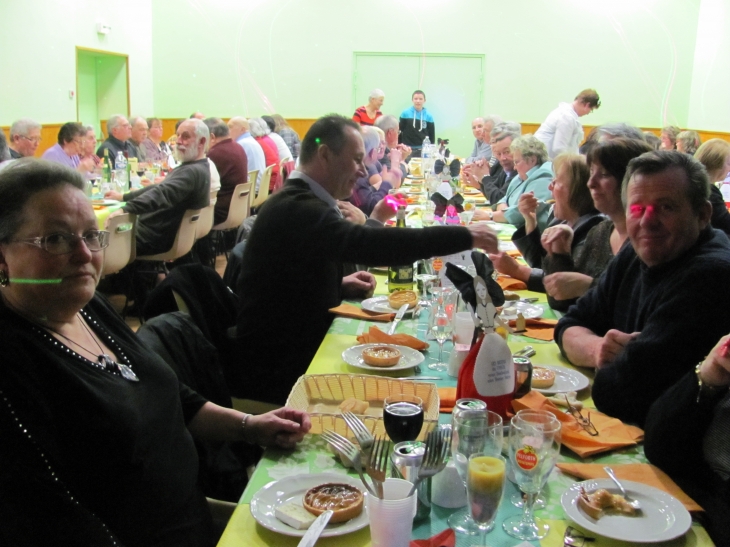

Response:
(99, 354), (139, 382)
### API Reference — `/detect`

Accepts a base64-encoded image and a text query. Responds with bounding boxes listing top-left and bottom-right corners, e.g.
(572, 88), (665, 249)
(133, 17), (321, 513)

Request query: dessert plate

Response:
(499, 301), (543, 320)
(250, 472), (368, 537)
(532, 365), (590, 394)
(561, 479), (691, 543)
(343, 343), (425, 372)
(361, 296), (415, 315)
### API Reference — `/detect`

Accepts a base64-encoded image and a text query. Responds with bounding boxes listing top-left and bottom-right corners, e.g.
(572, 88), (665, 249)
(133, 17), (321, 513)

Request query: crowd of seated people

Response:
(3, 99), (730, 547)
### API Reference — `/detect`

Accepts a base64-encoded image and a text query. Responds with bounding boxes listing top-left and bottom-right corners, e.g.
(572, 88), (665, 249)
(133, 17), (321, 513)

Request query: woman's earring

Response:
(0, 270), (8, 287)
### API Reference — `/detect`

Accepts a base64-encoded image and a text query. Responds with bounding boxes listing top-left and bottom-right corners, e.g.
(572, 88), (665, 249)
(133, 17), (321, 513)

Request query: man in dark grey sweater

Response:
(556, 151), (730, 426)
(106, 119), (211, 256)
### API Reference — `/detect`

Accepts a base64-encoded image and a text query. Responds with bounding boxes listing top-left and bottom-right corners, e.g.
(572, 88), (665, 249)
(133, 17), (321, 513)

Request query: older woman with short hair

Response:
(490, 134), (553, 228)
(695, 138), (730, 235)
(41, 122), (96, 175)
(248, 118), (281, 191)
(677, 130), (701, 155)
(272, 114), (301, 160)
(489, 153), (602, 306)
(0, 159), (310, 546)
(660, 125), (681, 150)
(142, 117), (171, 162)
(353, 89), (384, 126)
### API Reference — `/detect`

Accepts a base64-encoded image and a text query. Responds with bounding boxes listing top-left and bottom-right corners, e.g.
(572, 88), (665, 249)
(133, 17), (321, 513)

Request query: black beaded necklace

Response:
(42, 312), (139, 382)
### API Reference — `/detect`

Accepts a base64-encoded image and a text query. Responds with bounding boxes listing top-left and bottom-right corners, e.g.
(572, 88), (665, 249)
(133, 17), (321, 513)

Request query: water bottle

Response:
(422, 136), (431, 158)
(114, 151), (128, 193)
(422, 136), (433, 174)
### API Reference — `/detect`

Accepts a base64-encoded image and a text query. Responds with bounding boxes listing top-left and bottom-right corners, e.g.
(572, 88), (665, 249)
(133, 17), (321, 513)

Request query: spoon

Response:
(603, 466), (642, 511)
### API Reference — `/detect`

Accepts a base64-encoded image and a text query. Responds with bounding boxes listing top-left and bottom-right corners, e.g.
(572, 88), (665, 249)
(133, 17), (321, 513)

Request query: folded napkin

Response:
(438, 387), (457, 413)
(505, 249), (522, 258)
(512, 390), (644, 458)
(557, 463), (703, 512)
(329, 303), (393, 322)
(508, 317), (558, 341)
(356, 326), (429, 351)
(497, 277), (527, 291)
(410, 529), (455, 547)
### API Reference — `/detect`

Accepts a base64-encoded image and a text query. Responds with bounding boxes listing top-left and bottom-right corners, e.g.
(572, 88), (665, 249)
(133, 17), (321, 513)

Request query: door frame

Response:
(75, 46), (130, 123)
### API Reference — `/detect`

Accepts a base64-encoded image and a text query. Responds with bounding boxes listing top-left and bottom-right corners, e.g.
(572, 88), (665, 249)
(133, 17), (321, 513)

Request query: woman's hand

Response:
(247, 408), (312, 449)
(488, 252), (531, 282)
(541, 224), (574, 255)
(698, 335), (730, 388)
(517, 192), (538, 234)
(543, 272), (593, 300)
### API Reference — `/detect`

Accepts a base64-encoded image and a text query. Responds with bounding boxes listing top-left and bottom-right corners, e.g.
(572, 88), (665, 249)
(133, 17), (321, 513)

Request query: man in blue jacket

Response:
(399, 90), (435, 157)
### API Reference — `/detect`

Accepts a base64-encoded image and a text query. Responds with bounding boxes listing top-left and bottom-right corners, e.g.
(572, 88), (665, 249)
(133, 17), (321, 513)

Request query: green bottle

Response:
(102, 149), (111, 183)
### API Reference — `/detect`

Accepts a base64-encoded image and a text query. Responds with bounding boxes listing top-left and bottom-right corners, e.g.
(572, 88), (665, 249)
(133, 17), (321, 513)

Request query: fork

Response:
(366, 435), (392, 499)
(341, 411), (374, 456)
(603, 466), (642, 511)
(321, 430), (377, 497)
(407, 426), (452, 496)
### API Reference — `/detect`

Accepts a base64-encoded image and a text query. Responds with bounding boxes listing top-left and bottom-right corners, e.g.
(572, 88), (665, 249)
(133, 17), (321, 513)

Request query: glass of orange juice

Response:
(467, 453), (506, 543)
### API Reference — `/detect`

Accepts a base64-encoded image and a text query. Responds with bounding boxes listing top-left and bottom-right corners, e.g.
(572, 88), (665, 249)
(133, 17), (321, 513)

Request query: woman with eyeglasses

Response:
(0, 159), (311, 546)
(40, 122), (96, 175)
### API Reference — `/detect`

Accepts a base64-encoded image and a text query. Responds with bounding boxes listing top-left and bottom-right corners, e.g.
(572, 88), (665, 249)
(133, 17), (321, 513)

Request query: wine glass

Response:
(503, 410), (561, 541)
(383, 394), (424, 443)
(414, 259), (438, 307)
(463, 198), (476, 224)
(467, 453), (507, 544)
(428, 301), (451, 371)
(449, 410), (503, 535)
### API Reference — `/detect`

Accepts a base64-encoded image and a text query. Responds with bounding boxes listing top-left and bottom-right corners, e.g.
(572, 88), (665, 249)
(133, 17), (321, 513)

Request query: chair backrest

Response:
(196, 190), (218, 240)
(247, 169), (259, 191)
(102, 213), (137, 276)
(213, 182), (252, 231)
(278, 156), (292, 171)
(252, 165), (274, 209)
(137, 208), (202, 262)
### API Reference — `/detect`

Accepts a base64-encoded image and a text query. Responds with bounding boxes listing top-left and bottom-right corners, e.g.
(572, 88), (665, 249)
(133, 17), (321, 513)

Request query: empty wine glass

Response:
(503, 410), (561, 541)
(428, 301), (451, 371)
(449, 410), (503, 536)
(415, 259), (438, 307)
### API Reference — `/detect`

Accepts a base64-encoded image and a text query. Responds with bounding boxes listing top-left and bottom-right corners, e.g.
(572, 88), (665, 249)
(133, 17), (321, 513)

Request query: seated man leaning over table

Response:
(232, 114), (499, 405)
(645, 334), (730, 546)
(105, 118), (211, 256)
(466, 121), (521, 207)
(555, 150), (730, 427)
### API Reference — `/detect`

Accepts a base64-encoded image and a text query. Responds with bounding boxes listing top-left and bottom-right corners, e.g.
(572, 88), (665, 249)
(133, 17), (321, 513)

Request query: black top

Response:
(480, 162), (516, 205)
(233, 177), (473, 404)
(96, 135), (138, 160)
(9, 148), (22, 159)
(555, 227), (730, 426)
(0, 295), (214, 547)
(709, 184), (730, 236)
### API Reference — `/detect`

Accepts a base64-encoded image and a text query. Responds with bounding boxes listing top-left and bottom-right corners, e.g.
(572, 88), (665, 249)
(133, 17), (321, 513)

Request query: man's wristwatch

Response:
(695, 363), (728, 403)
(487, 210), (494, 220)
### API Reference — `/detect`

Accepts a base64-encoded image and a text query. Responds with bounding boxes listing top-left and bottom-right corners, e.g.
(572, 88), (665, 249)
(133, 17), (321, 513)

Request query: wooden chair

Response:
(251, 165), (274, 211)
(102, 213), (137, 277)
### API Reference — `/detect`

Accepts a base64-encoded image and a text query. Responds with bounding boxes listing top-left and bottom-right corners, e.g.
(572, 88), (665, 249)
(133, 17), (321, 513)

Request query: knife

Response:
(388, 304), (410, 335)
(297, 509), (333, 547)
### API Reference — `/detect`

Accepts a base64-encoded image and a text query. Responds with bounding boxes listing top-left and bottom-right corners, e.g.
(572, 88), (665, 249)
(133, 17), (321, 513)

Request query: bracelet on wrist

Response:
(695, 363), (728, 403)
(241, 412), (252, 442)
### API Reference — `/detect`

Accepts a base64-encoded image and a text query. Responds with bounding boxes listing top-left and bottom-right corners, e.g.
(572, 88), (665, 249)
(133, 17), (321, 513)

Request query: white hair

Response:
(248, 118), (270, 138)
(107, 114), (126, 134)
(369, 88), (385, 100)
(9, 118), (41, 138)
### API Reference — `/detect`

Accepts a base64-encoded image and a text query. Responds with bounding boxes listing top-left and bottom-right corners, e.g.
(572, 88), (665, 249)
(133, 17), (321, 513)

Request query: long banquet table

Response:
(217, 216), (714, 547)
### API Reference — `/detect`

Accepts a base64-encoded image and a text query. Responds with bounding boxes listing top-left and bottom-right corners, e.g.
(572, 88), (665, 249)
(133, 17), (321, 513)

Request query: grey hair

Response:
(0, 158), (85, 242)
(677, 130), (701, 155)
(0, 131), (9, 161)
(598, 123), (646, 142)
(203, 117), (229, 139)
(106, 114), (126, 134)
(187, 118), (210, 143)
(621, 150), (710, 215)
(369, 88), (385, 100)
(483, 115), (503, 130)
(9, 118), (41, 138)
(362, 126), (381, 156)
(491, 121), (521, 143)
(82, 125), (95, 134)
(248, 118), (269, 138)
(375, 115), (398, 133)
(130, 116), (147, 127)
(510, 134), (549, 165)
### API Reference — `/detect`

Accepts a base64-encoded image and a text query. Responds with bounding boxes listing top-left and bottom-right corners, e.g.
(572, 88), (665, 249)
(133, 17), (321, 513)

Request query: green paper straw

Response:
(9, 278), (63, 284)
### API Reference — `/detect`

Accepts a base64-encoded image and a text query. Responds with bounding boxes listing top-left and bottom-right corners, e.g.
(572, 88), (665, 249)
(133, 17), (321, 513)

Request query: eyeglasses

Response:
(565, 396), (599, 436)
(20, 135), (42, 144)
(13, 231), (110, 255)
(564, 526), (595, 546)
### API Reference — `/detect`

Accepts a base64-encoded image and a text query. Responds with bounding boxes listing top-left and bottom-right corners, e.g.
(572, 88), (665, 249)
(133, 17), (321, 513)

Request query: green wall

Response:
(150, 0), (726, 138)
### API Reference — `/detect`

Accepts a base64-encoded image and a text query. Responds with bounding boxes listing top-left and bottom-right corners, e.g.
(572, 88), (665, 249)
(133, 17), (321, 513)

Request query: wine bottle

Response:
(102, 149), (111, 183)
(388, 206), (415, 293)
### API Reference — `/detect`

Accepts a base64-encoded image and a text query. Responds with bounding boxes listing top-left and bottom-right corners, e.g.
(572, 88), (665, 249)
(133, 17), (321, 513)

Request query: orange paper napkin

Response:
(509, 318), (558, 341)
(329, 303), (393, 322)
(410, 529), (455, 547)
(557, 463), (703, 512)
(356, 326), (430, 351)
(497, 277), (527, 290)
(505, 249), (522, 258)
(512, 390), (644, 458)
(438, 387), (457, 413)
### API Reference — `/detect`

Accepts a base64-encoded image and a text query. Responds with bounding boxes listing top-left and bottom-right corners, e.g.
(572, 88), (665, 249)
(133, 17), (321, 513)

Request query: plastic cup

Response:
(367, 478), (417, 547)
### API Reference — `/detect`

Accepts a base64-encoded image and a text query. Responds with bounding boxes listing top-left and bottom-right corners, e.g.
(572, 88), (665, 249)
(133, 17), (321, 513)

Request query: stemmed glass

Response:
(428, 300), (451, 371)
(414, 259), (438, 307)
(467, 453), (507, 545)
(449, 410), (503, 535)
(462, 198), (476, 224)
(503, 410), (561, 540)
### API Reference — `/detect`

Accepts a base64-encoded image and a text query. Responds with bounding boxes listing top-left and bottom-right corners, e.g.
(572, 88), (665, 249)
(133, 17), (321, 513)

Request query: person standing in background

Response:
(353, 89), (384, 126)
(399, 90), (435, 157)
(535, 89), (600, 159)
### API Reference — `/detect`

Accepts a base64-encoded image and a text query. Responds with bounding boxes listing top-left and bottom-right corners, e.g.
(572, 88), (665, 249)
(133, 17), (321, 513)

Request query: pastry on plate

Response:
(303, 483), (364, 523)
(532, 367), (556, 389)
(388, 289), (418, 309)
(362, 345), (401, 367)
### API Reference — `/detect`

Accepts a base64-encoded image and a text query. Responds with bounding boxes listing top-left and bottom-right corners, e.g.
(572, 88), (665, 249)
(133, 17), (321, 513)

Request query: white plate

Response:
(499, 301), (543, 320)
(561, 479), (692, 543)
(343, 343), (425, 372)
(361, 296), (416, 315)
(92, 199), (120, 206)
(533, 365), (590, 394)
(250, 472), (369, 538)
